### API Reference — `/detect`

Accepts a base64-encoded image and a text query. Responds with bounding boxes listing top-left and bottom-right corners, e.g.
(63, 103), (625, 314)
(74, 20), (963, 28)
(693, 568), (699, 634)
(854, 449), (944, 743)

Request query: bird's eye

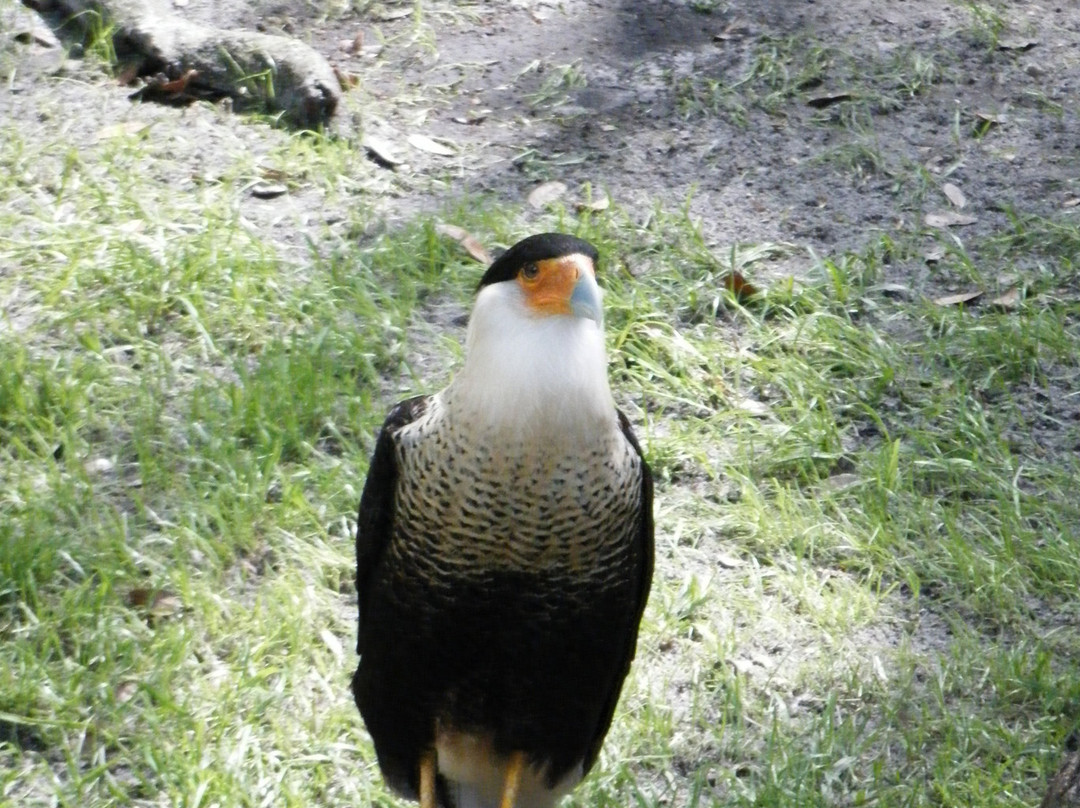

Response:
(521, 263), (540, 280)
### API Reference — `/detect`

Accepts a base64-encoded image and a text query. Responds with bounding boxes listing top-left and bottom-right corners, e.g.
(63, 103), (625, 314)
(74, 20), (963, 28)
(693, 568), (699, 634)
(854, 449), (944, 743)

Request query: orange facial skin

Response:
(517, 254), (595, 316)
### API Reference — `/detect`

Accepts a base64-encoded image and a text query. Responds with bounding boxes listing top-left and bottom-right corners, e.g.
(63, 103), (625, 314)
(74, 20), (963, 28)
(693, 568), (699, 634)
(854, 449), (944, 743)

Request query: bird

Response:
(351, 232), (654, 808)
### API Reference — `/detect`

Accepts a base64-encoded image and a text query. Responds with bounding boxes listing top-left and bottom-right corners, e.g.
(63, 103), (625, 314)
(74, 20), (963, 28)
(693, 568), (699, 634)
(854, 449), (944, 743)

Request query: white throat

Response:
(444, 283), (615, 440)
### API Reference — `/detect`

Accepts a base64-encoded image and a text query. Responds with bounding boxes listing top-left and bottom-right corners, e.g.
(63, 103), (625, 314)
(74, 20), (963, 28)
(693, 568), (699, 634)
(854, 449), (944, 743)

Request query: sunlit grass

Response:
(1, 73), (1079, 808)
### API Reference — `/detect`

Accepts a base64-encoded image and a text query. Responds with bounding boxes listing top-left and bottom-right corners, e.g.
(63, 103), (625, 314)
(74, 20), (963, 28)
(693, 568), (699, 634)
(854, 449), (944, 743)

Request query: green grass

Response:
(674, 33), (947, 126)
(2, 20), (1080, 808)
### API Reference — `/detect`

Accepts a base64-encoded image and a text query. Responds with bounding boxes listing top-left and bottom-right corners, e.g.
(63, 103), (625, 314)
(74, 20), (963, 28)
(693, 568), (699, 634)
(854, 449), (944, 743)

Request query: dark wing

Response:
(583, 409), (655, 771)
(355, 395), (431, 655)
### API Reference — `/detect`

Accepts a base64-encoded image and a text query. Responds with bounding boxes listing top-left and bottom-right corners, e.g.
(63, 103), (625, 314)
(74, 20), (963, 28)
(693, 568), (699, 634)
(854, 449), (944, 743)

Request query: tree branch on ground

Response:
(25, 0), (342, 127)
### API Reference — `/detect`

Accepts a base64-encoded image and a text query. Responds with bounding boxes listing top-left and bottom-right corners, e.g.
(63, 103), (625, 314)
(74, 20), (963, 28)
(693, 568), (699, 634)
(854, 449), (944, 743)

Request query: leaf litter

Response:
(942, 182), (966, 209)
(527, 180), (568, 209)
(435, 223), (493, 264)
(924, 210), (978, 228)
(5, 0), (1080, 805)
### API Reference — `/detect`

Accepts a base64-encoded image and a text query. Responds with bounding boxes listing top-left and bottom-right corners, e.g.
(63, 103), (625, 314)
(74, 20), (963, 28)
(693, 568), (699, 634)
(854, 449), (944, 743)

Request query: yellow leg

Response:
(499, 751), (526, 808)
(419, 750), (437, 808)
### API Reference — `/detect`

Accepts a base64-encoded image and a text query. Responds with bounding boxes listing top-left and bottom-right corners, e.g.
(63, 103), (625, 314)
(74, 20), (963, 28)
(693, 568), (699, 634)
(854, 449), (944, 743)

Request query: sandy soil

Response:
(6, 0), (1077, 274)
(2, 0), (1079, 801)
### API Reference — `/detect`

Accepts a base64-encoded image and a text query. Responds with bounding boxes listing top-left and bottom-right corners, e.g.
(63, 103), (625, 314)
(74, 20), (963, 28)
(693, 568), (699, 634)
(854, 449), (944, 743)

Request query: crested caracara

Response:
(352, 232), (654, 808)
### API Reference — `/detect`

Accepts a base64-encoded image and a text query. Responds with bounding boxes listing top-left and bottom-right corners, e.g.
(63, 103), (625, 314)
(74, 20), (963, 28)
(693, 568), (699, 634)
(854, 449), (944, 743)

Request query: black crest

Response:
(477, 233), (599, 289)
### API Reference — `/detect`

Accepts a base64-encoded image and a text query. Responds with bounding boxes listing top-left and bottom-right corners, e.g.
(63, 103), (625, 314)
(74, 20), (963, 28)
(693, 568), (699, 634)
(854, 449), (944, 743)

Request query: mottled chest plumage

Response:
(387, 398), (643, 587)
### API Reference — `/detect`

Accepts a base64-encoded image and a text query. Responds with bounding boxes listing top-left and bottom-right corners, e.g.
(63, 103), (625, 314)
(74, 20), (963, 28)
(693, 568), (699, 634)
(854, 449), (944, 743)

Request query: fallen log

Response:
(26, 0), (341, 127)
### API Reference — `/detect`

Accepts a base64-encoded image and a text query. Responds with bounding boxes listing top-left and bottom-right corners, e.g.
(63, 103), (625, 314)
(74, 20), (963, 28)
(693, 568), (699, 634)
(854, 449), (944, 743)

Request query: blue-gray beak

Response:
(570, 272), (603, 326)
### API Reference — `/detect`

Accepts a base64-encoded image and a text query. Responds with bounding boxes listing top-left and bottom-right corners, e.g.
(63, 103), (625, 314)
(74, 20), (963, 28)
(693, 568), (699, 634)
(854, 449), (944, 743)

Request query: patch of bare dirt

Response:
(7, 1), (1078, 267)
(3, 0), (1079, 800)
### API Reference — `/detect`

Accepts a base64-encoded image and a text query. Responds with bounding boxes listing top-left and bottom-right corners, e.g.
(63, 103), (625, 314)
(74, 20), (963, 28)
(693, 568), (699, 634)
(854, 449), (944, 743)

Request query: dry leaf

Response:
(434, 223), (468, 240)
(872, 655), (888, 684)
(14, 26), (60, 48)
(527, 181), (568, 209)
(733, 397), (770, 417)
(575, 195), (611, 213)
(924, 211), (978, 228)
(373, 6), (413, 21)
(334, 66), (361, 89)
(117, 219), (147, 234)
(731, 658), (756, 675)
(363, 134), (404, 168)
(713, 20), (750, 41)
(126, 588), (152, 608)
(933, 291), (983, 307)
(942, 182), (966, 209)
(806, 91), (853, 108)
(924, 245), (946, 263)
(96, 121), (153, 141)
(452, 113), (488, 125)
(85, 456), (115, 474)
(347, 30), (364, 54)
(154, 68), (198, 94)
(148, 592), (183, 617)
(877, 282), (914, 300)
(251, 182), (288, 199)
(991, 287), (1023, 310)
(127, 587), (184, 621)
(129, 70), (202, 103)
(435, 223), (493, 264)
(720, 270), (759, 302)
(997, 37), (1038, 51)
(319, 628), (344, 660)
(114, 680), (138, 703)
(407, 133), (456, 156)
(1063, 198), (1079, 209)
(716, 552), (745, 569)
(824, 473), (862, 491)
(975, 111), (1005, 126)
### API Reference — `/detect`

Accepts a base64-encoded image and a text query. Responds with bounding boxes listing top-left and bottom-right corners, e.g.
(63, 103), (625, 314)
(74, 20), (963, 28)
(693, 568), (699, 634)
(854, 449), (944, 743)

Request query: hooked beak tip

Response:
(570, 275), (603, 325)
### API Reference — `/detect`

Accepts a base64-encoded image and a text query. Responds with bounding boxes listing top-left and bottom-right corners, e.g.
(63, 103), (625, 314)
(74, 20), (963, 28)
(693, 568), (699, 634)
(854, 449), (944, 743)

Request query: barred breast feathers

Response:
(389, 420), (638, 583)
(390, 400), (641, 580)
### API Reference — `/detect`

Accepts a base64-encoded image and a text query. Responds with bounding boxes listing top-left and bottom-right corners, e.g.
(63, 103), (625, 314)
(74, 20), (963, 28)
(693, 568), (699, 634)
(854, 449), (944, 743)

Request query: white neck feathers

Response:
(444, 283), (615, 440)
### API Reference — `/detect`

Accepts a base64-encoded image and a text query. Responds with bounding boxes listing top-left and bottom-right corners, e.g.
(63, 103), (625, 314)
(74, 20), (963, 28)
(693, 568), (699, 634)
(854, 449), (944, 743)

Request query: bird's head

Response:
(475, 232), (603, 326)
(450, 233), (613, 437)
